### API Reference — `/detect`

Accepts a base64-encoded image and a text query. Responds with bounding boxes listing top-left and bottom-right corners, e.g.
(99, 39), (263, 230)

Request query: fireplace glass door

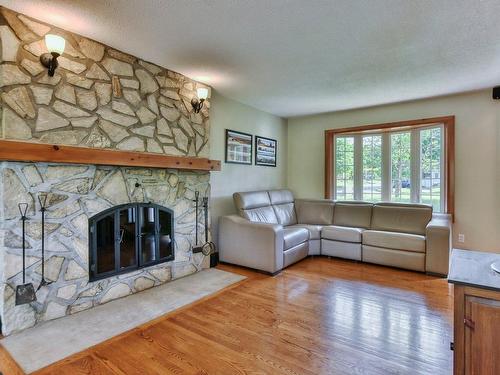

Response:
(140, 206), (157, 265)
(89, 203), (174, 281)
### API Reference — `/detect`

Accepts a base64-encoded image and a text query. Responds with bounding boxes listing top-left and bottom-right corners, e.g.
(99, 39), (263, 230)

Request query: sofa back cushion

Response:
(295, 199), (334, 225)
(333, 202), (373, 228)
(244, 207), (279, 223)
(371, 203), (432, 235)
(268, 189), (297, 226)
(233, 191), (278, 224)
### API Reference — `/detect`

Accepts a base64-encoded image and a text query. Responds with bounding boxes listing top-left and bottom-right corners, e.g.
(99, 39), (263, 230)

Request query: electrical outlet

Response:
(458, 234), (465, 243)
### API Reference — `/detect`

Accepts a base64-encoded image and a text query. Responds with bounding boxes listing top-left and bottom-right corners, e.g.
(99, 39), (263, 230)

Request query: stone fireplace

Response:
(0, 6), (217, 336)
(0, 163), (210, 336)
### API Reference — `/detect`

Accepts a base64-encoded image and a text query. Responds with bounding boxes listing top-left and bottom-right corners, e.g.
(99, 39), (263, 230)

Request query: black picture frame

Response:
(255, 136), (277, 167)
(225, 129), (253, 165)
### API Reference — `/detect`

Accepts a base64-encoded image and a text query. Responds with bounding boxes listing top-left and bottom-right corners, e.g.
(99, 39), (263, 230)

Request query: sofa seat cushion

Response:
(362, 230), (425, 253)
(283, 227), (309, 249)
(322, 225), (363, 243)
(287, 224), (323, 240)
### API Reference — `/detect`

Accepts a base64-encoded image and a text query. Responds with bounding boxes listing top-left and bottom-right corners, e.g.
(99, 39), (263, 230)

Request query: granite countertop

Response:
(448, 248), (500, 291)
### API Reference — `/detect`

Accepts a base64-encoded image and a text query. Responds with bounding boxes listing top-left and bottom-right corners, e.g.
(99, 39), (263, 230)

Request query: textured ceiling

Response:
(2, 0), (500, 117)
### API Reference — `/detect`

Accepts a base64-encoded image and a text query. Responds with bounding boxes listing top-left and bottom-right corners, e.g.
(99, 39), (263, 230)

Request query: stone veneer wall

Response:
(0, 7), (213, 336)
(0, 162), (210, 335)
(0, 6), (210, 156)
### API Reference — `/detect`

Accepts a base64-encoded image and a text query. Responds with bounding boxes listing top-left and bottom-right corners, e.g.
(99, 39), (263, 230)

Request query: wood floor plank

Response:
(32, 257), (453, 375)
(35, 354), (120, 375)
(0, 344), (25, 375)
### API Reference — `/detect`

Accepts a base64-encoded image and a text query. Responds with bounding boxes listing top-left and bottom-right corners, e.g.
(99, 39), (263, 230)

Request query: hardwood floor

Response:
(25, 257), (453, 374)
(0, 343), (24, 375)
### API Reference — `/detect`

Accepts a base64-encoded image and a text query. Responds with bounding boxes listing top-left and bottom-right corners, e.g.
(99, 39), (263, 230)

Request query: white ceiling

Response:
(2, 0), (500, 117)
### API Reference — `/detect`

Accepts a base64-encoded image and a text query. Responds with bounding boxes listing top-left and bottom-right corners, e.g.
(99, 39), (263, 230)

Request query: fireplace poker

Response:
(192, 191), (204, 253)
(15, 203), (37, 305)
(193, 196), (216, 271)
(201, 197), (216, 256)
(37, 193), (52, 290)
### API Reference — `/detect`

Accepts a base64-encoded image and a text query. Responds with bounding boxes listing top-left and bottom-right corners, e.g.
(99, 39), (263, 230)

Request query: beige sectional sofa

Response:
(219, 189), (452, 276)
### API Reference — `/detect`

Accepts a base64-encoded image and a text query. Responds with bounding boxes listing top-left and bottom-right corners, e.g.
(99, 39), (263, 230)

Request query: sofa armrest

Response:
(425, 214), (452, 276)
(218, 215), (284, 274)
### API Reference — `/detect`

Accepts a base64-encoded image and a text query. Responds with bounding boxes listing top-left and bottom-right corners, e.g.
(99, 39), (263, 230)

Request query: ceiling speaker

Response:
(493, 86), (500, 99)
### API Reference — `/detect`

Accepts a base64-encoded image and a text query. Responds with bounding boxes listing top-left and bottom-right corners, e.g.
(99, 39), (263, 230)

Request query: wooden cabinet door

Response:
(464, 296), (500, 375)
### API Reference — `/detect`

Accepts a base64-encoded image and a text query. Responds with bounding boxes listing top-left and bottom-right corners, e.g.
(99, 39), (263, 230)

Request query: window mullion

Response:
(354, 135), (363, 200)
(332, 136), (336, 200)
(410, 129), (420, 203)
(382, 133), (391, 201)
(440, 125), (445, 212)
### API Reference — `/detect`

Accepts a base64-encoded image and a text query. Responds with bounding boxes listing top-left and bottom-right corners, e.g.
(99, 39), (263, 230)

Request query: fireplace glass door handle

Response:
(119, 229), (125, 244)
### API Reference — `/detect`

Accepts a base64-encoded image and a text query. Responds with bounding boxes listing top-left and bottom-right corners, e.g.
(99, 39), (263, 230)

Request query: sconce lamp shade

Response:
(197, 87), (209, 100)
(45, 34), (65, 55)
(191, 87), (210, 113)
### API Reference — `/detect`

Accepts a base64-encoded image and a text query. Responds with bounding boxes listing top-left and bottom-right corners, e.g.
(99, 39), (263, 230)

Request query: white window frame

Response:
(333, 124), (445, 212)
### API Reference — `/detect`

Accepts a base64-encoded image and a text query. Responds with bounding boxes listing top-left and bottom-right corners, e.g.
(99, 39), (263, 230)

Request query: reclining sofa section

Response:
(218, 189), (451, 276)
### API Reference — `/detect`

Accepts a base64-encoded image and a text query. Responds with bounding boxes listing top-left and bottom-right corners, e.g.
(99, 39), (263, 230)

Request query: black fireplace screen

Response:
(89, 203), (174, 281)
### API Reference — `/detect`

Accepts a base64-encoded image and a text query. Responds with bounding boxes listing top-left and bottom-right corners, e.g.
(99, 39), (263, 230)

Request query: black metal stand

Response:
(192, 191), (204, 253)
(201, 197), (216, 257)
(37, 194), (52, 290)
(15, 203), (37, 305)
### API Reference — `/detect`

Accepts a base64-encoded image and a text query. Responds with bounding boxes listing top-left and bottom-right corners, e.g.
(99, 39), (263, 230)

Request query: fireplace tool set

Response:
(192, 192), (216, 259)
(15, 194), (52, 306)
(37, 194), (52, 290)
(15, 203), (37, 306)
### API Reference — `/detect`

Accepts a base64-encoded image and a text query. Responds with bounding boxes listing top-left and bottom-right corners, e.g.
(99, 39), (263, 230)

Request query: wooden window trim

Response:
(325, 116), (455, 218)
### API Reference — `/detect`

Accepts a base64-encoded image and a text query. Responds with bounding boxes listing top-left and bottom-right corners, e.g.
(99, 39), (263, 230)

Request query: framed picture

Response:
(255, 136), (277, 167)
(225, 129), (253, 165)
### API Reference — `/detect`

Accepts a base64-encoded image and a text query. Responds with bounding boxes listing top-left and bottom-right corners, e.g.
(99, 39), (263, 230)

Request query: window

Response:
(420, 127), (443, 210)
(391, 132), (411, 203)
(327, 117), (454, 214)
(89, 203), (174, 281)
(362, 135), (382, 202)
(335, 136), (355, 200)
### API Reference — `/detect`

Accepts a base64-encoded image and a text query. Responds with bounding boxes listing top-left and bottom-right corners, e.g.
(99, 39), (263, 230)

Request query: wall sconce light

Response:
(39, 34), (66, 77)
(191, 87), (209, 113)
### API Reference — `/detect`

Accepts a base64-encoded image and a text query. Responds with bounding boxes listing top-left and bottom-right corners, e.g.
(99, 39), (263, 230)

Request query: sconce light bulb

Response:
(45, 34), (66, 55)
(197, 87), (209, 100)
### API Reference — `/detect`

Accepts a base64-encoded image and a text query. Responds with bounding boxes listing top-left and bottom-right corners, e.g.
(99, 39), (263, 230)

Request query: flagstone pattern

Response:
(0, 7), (213, 336)
(0, 7), (210, 157)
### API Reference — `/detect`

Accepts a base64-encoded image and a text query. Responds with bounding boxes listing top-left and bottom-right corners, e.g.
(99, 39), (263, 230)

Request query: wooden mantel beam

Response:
(0, 140), (221, 172)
